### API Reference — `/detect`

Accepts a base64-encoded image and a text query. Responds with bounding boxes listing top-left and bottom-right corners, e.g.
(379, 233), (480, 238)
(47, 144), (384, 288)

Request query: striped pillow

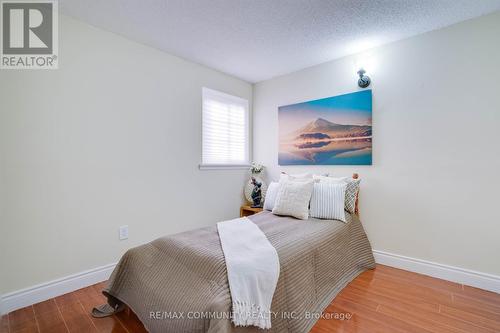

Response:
(313, 176), (360, 213)
(309, 182), (347, 222)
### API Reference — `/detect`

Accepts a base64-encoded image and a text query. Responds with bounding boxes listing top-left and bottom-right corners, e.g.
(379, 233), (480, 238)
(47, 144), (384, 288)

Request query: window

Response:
(200, 88), (249, 169)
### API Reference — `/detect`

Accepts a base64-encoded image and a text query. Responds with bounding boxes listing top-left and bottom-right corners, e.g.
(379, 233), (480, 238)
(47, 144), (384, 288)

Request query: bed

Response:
(102, 207), (375, 333)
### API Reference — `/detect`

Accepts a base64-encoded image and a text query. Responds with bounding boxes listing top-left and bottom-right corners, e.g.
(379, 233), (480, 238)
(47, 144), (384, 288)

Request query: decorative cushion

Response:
(312, 175), (349, 183)
(314, 176), (361, 213)
(279, 172), (313, 182)
(310, 182), (347, 222)
(272, 180), (314, 220)
(344, 179), (361, 213)
(263, 182), (280, 211)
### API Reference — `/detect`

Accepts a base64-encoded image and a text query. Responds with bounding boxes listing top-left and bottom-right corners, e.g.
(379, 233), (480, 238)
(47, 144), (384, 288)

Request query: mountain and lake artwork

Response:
(279, 90), (372, 165)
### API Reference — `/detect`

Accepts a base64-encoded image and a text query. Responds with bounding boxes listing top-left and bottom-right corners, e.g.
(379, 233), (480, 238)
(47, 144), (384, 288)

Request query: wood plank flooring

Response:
(3, 264), (500, 333)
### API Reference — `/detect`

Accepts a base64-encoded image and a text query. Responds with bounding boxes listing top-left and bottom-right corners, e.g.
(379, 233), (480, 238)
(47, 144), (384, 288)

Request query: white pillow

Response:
(279, 172), (313, 182)
(263, 182), (280, 211)
(312, 175), (349, 183)
(310, 182), (347, 222)
(272, 180), (314, 220)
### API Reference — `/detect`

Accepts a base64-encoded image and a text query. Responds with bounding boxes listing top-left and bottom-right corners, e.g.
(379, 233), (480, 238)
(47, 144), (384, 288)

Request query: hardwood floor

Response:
(3, 264), (500, 333)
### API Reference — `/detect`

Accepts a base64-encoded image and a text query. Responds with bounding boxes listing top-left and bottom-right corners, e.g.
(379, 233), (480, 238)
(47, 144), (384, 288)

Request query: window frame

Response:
(199, 87), (250, 170)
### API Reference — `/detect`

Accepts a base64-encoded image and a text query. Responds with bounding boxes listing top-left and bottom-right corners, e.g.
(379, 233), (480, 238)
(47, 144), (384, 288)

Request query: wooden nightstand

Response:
(240, 205), (263, 217)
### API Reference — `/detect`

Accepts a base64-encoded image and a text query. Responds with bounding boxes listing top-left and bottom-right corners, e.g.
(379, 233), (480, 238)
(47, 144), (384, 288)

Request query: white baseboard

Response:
(373, 250), (500, 294)
(0, 263), (117, 315)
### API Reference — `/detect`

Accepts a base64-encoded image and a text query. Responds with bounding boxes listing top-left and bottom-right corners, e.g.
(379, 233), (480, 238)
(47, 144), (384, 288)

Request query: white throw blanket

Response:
(217, 217), (280, 329)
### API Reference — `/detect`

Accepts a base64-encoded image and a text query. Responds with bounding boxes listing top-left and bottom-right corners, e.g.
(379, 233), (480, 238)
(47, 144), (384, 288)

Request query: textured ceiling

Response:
(59, 0), (500, 83)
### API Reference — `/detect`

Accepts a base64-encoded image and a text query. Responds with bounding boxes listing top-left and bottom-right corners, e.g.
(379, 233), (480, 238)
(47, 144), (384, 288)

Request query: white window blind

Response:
(201, 88), (249, 168)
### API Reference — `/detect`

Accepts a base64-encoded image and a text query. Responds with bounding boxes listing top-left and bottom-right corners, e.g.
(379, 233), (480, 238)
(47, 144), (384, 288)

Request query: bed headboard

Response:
(352, 173), (360, 216)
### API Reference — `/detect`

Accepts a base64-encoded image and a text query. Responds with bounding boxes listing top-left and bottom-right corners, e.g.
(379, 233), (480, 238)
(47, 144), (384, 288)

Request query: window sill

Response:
(199, 164), (250, 170)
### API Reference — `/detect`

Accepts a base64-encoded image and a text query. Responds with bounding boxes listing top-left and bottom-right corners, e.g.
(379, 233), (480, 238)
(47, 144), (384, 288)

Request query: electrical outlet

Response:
(119, 225), (129, 240)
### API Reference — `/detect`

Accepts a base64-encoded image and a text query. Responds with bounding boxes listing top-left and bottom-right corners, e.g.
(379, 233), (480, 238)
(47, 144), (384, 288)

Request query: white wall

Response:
(253, 12), (500, 276)
(0, 15), (252, 295)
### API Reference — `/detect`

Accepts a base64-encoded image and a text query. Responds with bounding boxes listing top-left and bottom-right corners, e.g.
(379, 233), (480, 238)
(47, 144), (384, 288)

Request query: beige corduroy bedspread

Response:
(103, 211), (375, 333)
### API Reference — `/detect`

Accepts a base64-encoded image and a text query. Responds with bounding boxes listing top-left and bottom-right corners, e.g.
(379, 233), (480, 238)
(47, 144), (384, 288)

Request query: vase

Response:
(244, 173), (267, 206)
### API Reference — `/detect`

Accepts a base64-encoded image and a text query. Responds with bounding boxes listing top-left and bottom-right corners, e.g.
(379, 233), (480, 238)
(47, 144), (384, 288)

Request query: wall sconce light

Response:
(357, 68), (371, 88)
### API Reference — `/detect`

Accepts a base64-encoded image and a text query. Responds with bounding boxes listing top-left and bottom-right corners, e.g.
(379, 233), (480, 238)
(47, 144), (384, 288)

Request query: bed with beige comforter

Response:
(103, 211), (375, 333)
